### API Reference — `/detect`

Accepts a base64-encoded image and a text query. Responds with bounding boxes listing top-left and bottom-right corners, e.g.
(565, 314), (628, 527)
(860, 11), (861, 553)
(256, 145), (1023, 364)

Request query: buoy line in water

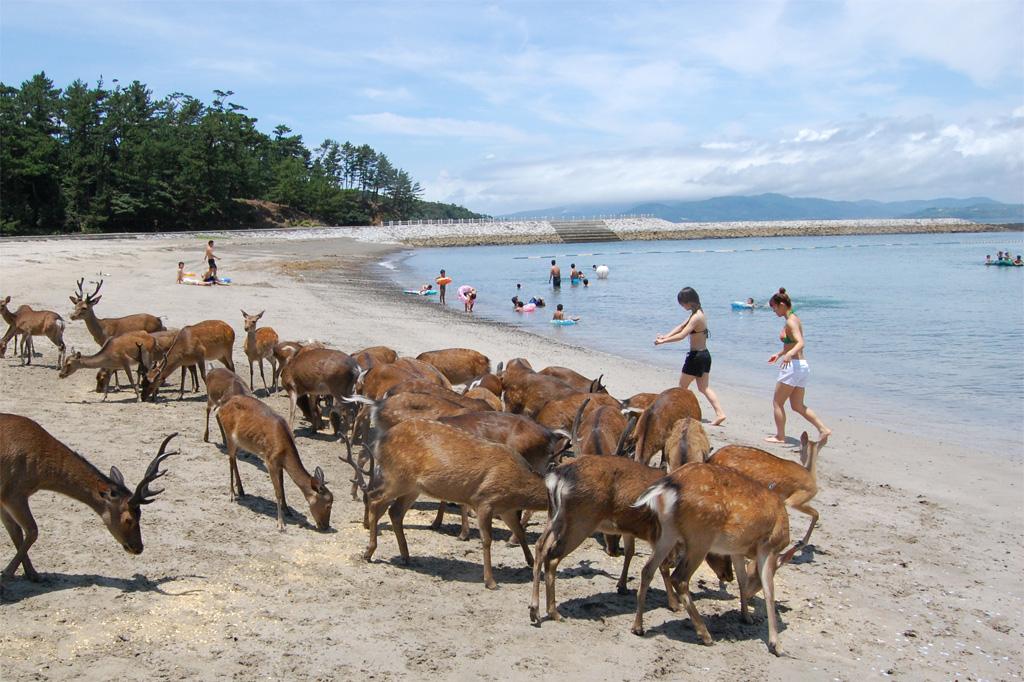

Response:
(512, 237), (1024, 260)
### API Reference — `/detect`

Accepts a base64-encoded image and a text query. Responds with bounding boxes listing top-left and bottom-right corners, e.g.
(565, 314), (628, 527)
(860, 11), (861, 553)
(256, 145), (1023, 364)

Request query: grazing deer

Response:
(416, 348), (490, 385)
(352, 345), (398, 371)
(621, 392), (658, 413)
(632, 387), (702, 466)
(344, 419), (548, 589)
(707, 432), (824, 556)
(0, 414), (176, 581)
(631, 463), (791, 656)
(0, 296), (66, 366)
(503, 367), (583, 417)
(662, 417), (713, 471)
(148, 329), (201, 394)
(59, 332), (157, 401)
(538, 366), (608, 394)
(215, 395), (333, 531)
(533, 392), (622, 431)
(281, 348), (360, 432)
(204, 368), (253, 443)
(241, 310), (279, 393)
(141, 320), (236, 401)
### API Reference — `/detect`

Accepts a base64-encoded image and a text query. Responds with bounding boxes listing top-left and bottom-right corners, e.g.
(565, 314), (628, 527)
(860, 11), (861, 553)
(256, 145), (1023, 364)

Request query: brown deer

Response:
(632, 387), (702, 466)
(141, 320), (236, 401)
(707, 432), (824, 555)
(215, 395), (333, 531)
(203, 368), (253, 443)
(0, 414), (176, 581)
(621, 392), (658, 413)
(662, 417), (713, 471)
(352, 345), (398, 371)
(59, 331), (157, 401)
(465, 386), (503, 411)
(0, 296), (27, 357)
(631, 463), (791, 656)
(533, 391), (622, 431)
(241, 310), (279, 394)
(538, 366), (608, 393)
(96, 329), (198, 395)
(503, 371), (582, 417)
(0, 296), (66, 366)
(280, 348), (360, 432)
(344, 418), (548, 588)
(416, 348), (490, 385)
(462, 367), (503, 400)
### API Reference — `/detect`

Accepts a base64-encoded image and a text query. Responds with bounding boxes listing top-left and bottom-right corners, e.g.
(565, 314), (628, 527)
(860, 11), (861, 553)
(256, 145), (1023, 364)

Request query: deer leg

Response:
(269, 358), (279, 392)
(190, 365), (200, 392)
(671, 544), (716, 646)
(603, 532), (622, 556)
(430, 500), (448, 530)
(287, 391), (298, 429)
(178, 367), (186, 396)
(363, 492), (392, 561)
(659, 552), (681, 612)
(499, 510), (533, 566)
(732, 555), (754, 623)
(630, 531), (677, 636)
(204, 402), (212, 443)
(123, 361), (141, 401)
(617, 535), (636, 594)
(249, 360), (255, 392)
(529, 527), (553, 622)
(757, 546), (783, 656)
(269, 465), (287, 532)
(258, 359), (269, 394)
(477, 506), (499, 589)
(226, 438), (244, 500)
(1, 505), (39, 582)
(792, 499), (819, 549)
(459, 506), (471, 540)
(388, 493), (418, 564)
(1, 498), (39, 581)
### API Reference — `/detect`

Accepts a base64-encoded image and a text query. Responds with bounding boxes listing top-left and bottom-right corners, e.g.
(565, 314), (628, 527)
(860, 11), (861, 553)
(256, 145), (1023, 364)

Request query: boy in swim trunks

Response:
(436, 269), (448, 304)
(205, 240), (218, 271)
(549, 260), (561, 289)
(177, 261), (186, 284)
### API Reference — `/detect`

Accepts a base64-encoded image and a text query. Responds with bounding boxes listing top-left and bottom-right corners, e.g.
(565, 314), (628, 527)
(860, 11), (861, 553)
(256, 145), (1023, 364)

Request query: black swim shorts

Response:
(552, 275), (561, 288)
(682, 349), (712, 377)
(208, 258), (216, 269)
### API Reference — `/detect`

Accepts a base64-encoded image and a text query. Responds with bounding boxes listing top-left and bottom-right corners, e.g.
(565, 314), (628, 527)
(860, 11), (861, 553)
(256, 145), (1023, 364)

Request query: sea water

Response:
(395, 232), (1024, 454)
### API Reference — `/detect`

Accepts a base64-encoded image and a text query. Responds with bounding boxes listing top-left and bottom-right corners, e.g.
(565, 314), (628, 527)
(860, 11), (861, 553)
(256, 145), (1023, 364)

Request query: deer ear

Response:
(240, 309), (247, 317)
(69, 295), (77, 304)
(800, 431), (809, 447)
(91, 295), (102, 305)
(109, 466), (125, 486)
(257, 311), (264, 319)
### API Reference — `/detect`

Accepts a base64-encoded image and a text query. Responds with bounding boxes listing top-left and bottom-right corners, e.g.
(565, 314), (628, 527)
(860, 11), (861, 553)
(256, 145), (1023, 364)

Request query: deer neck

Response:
(245, 327), (258, 354)
(515, 471), (549, 511)
(281, 436), (315, 494)
(44, 449), (112, 515)
(805, 445), (819, 481)
(81, 307), (108, 344)
(0, 307), (14, 325)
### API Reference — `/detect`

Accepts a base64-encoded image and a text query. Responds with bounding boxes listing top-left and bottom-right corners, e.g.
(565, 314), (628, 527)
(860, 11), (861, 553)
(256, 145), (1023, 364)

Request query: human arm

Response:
(770, 317), (805, 365)
(655, 316), (695, 346)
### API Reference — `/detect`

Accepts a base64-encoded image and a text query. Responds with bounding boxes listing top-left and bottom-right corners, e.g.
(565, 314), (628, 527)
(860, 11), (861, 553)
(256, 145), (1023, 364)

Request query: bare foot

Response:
(711, 415), (727, 426)
(764, 436), (787, 444)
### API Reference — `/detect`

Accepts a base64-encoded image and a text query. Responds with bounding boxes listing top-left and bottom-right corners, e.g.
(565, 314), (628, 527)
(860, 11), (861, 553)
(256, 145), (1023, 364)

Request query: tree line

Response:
(1, 72), (483, 235)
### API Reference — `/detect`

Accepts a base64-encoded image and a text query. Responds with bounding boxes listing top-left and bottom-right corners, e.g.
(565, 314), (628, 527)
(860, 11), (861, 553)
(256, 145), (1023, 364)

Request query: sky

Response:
(2, 0), (1023, 215)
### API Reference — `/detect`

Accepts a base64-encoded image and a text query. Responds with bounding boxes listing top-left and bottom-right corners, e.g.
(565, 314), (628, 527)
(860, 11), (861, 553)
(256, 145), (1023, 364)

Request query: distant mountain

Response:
(502, 194), (1024, 224)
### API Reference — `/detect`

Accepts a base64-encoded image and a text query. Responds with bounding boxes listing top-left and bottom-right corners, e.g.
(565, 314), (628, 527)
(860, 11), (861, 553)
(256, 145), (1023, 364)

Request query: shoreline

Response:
(1, 233), (1021, 680)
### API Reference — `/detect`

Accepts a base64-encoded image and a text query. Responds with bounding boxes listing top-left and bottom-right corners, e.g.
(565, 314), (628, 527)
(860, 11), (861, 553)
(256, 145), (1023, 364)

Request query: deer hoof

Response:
(616, 582), (629, 595)
(529, 606), (540, 623)
(768, 642), (783, 657)
(630, 625), (645, 637)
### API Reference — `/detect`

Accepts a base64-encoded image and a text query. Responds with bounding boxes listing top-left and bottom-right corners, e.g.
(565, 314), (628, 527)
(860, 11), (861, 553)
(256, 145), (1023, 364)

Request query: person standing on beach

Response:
(654, 287), (727, 426)
(549, 260), (561, 289)
(205, 240), (219, 272)
(436, 269), (449, 304)
(765, 287), (831, 444)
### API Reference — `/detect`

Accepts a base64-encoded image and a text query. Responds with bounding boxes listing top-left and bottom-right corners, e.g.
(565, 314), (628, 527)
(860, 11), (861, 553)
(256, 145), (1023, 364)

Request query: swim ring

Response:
(516, 303), (536, 312)
(404, 289), (438, 296)
(595, 265), (609, 279)
(457, 285), (475, 302)
(731, 301), (755, 310)
(550, 319), (577, 326)
(436, 276), (453, 285)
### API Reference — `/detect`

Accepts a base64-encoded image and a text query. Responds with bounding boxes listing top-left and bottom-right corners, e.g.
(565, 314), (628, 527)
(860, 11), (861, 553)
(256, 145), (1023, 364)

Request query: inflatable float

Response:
(550, 319), (577, 326)
(731, 301), (755, 310)
(404, 289), (438, 296)
(516, 303), (537, 312)
(985, 261), (1022, 267)
(595, 265), (609, 279)
(436, 276), (453, 285)
(457, 285), (475, 302)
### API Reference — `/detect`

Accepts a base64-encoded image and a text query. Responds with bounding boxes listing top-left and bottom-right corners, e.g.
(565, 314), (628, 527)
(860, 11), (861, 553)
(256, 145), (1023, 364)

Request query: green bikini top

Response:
(780, 311), (796, 344)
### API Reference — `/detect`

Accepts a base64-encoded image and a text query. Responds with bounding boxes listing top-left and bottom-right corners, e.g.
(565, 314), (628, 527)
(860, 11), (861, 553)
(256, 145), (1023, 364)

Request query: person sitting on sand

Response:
(552, 304), (579, 321)
(177, 261), (186, 284)
(202, 267), (221, 285)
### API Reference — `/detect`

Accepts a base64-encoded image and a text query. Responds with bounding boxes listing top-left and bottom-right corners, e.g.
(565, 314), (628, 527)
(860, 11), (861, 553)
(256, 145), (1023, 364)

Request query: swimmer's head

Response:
(178, 261), (185, 268)
(677, 287), (701, 311)
(551, 260), (556, 265)
(469, 293), (477, 300)
(440, 269), (445, 275)
(571, 263), (576, 268)
(556, 304), (564, 311)
(583, 278), (589, 286)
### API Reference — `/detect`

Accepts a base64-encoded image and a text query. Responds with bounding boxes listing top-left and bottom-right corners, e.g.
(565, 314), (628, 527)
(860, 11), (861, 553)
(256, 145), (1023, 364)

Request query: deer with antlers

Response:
(68, 278), (163, 378)
(215, 395), (333, 531)
(241, 310), (279, 394)
(0, 296), (66, 366)
(141, 321), (236, 402)
(0, 414), (176, 582)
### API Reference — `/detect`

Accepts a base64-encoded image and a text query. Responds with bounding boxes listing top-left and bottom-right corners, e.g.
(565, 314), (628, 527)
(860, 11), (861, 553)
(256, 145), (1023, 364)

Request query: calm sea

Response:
(391, 232), (1024, 455)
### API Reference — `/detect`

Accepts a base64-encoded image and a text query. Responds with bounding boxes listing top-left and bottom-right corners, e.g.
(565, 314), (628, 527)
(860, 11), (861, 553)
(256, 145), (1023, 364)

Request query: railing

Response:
(383, 214), (654, 226)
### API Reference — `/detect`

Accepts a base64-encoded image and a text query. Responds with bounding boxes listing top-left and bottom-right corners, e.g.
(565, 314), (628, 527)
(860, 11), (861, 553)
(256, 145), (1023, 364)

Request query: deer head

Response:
(101, 433), (178, 554)
(69, 278), (103, 320)
(58, 349), (84, 378)
(306, 466), (333, 531)
(241, 310), (264, 332)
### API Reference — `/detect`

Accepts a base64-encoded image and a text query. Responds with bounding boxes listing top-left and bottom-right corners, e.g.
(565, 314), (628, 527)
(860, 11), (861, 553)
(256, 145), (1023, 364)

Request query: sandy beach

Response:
(1, 233), (1021, 681)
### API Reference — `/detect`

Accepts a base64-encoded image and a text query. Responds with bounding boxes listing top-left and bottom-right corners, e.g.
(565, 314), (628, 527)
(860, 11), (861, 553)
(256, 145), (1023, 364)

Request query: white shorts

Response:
(777, 359), (810, 388)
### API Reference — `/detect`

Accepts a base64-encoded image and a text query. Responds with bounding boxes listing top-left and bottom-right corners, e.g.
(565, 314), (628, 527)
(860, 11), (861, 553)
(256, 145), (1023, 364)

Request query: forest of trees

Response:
(1, 72), (484, 235)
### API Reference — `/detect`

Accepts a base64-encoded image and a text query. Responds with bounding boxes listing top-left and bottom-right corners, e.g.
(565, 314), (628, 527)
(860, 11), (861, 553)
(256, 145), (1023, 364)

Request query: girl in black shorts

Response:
(654, 287), (727, 425)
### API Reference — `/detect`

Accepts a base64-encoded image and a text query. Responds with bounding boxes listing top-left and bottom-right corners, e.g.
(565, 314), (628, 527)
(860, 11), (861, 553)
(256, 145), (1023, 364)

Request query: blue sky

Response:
(2, 0), (1022, 214)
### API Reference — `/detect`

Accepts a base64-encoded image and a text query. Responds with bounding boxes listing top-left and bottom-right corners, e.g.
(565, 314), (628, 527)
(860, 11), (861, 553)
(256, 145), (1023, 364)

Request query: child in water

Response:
(553, 304), (579, 321)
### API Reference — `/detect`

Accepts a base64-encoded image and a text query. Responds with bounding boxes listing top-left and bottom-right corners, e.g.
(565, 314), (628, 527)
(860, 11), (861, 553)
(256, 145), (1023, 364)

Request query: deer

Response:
(0, 296), (27, 358)
(503, 369), (583, 417)
(632, 387), (702, 466)
(621, 392), (658, 413)
(538, 366), (608, 394)
(662, 417), (713, 471)
(631, 462), (791, 656)
(533, 391), (622, 431)
(707, 432), (824, 556)
(0, 296), (66, 366)
(0, 414), (176, 582)
(465, 386), (503, 411)
(96, 329), (197, 395)
(241, 310), (279, 394)
(528, 402), (685, 624)
(352, 345), (398, 371)
(203, 368), (253, 443)
(280, 347), (360, 432)
(416, 348), (490, 386)
(215, 395), (333, 531)
(462, 366), (503, 400)
(68, 278), (163, 383)
(59, 332), (157, 401)
(343, 418), (548, 589)
(141, 320), (236, 402)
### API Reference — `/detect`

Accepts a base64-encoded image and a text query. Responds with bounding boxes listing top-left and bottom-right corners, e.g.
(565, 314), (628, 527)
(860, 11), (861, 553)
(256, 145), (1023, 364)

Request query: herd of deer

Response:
(0, 281), (826, 656)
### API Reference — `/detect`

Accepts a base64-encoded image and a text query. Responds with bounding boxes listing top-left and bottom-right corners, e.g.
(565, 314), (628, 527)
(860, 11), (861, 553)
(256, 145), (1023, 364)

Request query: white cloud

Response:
(358, 87), (414, 103)
(349, 112), (537, 144)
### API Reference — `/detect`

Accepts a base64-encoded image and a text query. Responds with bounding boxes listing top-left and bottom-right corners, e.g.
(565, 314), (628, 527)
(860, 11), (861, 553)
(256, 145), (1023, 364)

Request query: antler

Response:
(570, 397), (590, 455)
(130, 433), (178, 506)
(73, 277), (85, 301)
(339, 434), (373, 493)
(88, 279), (103, 302)
(615, 414), (639, 457)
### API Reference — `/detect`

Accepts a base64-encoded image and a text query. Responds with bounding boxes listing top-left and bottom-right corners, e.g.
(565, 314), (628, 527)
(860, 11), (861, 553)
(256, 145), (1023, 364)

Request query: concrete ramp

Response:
(548, 220), (621, 243)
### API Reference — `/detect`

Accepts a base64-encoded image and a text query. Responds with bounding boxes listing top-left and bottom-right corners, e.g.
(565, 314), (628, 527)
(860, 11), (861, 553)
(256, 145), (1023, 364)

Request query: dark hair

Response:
(178, 261), (184, 267)
(676, 287), (701, 310)
(208, 240), (214, 245)
(551, 259), (556, 265)
(769, 287), (792, 308)
(556, 304), (564, 311)
(571, 263), (576, 268)
(440, 269), (445, 274)
(583, 278), (589, 285)
(469, 293), (476, 300)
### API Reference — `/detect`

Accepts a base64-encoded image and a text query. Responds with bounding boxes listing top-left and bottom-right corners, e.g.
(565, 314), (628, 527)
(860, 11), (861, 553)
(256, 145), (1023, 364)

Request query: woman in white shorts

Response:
(765, 288), (831, 444)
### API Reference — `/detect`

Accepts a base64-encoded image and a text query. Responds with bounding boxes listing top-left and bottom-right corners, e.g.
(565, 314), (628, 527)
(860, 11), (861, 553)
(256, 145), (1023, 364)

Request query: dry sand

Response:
(0, 234), (1021, 681)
